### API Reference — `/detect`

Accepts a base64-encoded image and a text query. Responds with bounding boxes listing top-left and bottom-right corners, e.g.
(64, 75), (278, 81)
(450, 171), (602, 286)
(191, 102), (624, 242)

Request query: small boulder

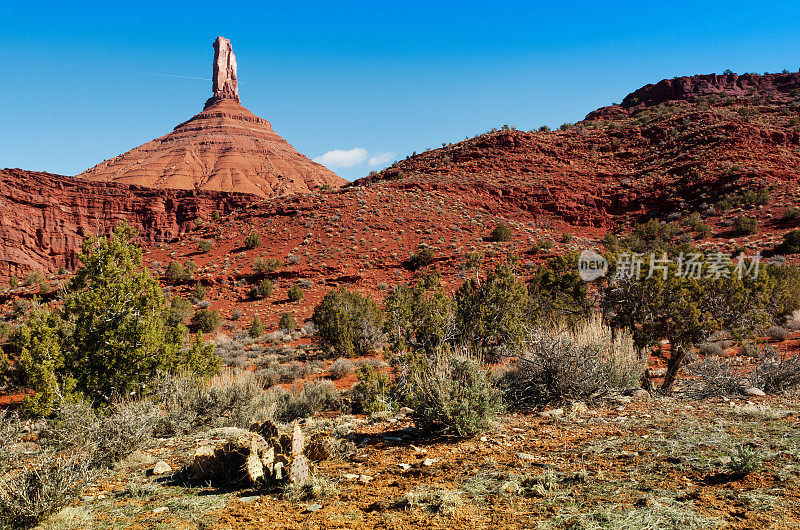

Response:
(152, 461), (172, 475)
(742, 387), (766, 397)
(539, 408), (564, 418)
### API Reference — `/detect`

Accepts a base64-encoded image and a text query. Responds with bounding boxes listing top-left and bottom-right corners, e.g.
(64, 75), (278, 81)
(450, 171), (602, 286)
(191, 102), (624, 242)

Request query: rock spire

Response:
(212, 36), (239, 101)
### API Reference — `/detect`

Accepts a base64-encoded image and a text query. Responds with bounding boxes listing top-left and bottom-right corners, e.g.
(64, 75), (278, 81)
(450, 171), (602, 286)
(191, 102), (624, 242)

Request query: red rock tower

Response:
(79, 36), (344, 198)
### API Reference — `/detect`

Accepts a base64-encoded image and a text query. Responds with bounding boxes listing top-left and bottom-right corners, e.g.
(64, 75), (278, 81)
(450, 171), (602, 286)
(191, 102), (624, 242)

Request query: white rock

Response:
(539, 408), (564, 418)
(742, 387), (766, 397)
(152, 507), (168, 514)
(398, 463), (412, 471)
(152, 461), (172, 475)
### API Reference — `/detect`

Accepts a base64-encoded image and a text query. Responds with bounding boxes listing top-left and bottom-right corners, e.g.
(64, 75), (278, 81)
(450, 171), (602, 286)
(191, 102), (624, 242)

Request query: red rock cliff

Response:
(0, 168), (255, 278)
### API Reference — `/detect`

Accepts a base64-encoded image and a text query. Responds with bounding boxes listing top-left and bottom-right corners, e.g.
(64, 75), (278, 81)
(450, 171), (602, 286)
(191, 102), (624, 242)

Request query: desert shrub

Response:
(407, 248), (435, 269)
(166, 297), (193, 329)
(455, 263), (529, 354)
(250, 278), (273, 299)
(408, 347), (502, 437)
(279, 312), (297, 331)
(687, 357), (744, 397)
(12, 298), (32, 317)
(728, 446), (763, 476)
(12, 227), (224, 415)
(23, 271), (43, 287)
(733, 215), (758, 235)
(273, 380), (340, 422)
(191, 308), (222, 333)
(252, 257), (281, 274)
(695, 223), (712, 239)
(287, 285), (304, 302)
(766, 325), (790, 341)
(184, 261), (196, 278)
(165, 261), (187, 282)
(199, 240), (213, 253)
(782, 206), (800, 222)
(698, 341), (724, 356)
(385, 275), (453, 354)
(781, 229), (800, 254)
(501, 318), (643, 407)
(152, 370), (276, 436)
(313, 288), (385, 357)
(248, 315), (265, 338)
(189, 282), (207, 302)
(230, 309), (243, 321)
(244, 232), (261, 250)
(329, 358), (355, 380)
(42, 400), (159, 467)
(351, 364), (393, 414)
(8, 277), (19, 288)
(528, 253), (590, 325)
(0, 452), (93, 529)
(751, 352), (800, 393)
(490, 223), (513, 242)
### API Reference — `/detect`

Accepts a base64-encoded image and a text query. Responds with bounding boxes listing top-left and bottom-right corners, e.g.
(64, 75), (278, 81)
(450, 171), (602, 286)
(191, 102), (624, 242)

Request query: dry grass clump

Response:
(329, 358), (355, 380)
(152, 370), (276, 436)
(501, 316), (644, 407)
(0, 452), (93, 529)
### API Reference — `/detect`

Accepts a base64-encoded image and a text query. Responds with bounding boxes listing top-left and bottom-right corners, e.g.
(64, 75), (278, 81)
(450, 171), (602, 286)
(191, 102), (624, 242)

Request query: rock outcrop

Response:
(586, 71), (800, 119)
(78, 37), (344, 198)
(0, 168), (254, 278)
(212, 36), (239, 102)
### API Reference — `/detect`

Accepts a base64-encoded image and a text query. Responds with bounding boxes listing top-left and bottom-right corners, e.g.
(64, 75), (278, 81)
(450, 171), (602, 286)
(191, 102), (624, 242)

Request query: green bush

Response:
(351, 364), (393, 414)
(191, 308), (221, 333)
(184, 260), (196, 278)
(199, 240), (213, 253)
(253, 257), (282, 274)
(9, 277), (19, 288)
(407, 248), (435, 269)
(313, 288), (385, 357)
(781, 229), (800, 253)
(384, 275), (454, 354)
(490, 223), (513, 242)
(165, 261), (187, 282)
(273, 380), (340, 422)
(244, 232), (261, 250)
(288, 284), (304, 302)
(455, 263), (529, 353)
(408, 347), (502, 437)
(166, 296), (192, 326)
(248, 315), (265, 338)
(23, 271), (44, 286)
(250, 278), (273, 299)
(278, 312), (297, 331)
(733, 216), (758, 235)
(11, 222), (218, 414)
(189, 282), (207, 301)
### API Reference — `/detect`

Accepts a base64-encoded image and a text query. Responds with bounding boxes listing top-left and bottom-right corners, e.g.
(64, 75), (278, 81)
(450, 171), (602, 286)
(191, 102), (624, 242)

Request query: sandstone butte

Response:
(77, 36), (345, 198)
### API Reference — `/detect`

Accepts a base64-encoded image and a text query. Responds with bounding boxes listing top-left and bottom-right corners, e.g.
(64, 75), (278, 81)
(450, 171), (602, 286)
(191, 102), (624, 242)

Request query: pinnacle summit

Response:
(212, 36), (239, 101)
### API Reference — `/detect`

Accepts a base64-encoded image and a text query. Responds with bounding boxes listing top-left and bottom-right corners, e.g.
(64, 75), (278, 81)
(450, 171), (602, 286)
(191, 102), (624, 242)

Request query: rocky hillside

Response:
(124, 71), (800, 332)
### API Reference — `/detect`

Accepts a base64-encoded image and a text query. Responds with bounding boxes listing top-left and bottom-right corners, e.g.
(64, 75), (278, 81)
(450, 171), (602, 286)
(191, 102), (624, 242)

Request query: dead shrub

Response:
(501, 317), (643, 407)
(0, 452), (93, 529)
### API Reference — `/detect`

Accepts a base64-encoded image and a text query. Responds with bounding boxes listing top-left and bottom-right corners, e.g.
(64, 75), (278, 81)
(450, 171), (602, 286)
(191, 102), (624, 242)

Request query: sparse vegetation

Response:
(244, 231), (261, 250)
(192, 308), (222, 333)
(287, 284), (304, 302)
(489, 223), (513, 242)
(278, 312), (296, 331)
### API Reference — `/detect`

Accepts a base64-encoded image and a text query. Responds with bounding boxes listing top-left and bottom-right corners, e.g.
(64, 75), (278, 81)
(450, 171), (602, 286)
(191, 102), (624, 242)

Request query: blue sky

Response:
(2, 1), (800, 181)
